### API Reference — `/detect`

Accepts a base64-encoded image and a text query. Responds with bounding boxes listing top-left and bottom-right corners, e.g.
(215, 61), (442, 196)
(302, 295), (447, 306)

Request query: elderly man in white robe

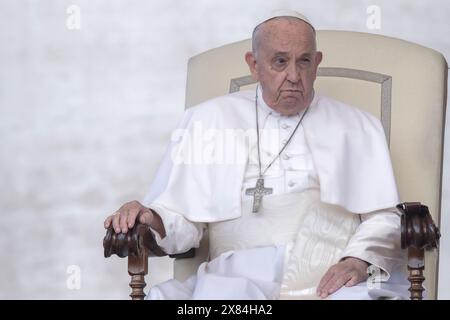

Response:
(104, 11), (408, 300)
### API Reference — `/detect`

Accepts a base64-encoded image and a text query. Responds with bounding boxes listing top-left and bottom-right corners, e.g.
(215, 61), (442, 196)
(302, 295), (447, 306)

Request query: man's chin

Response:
(276, 101), (306, 116)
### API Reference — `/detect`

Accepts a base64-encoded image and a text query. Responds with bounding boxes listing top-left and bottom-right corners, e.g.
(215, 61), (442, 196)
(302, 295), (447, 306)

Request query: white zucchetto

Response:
(254, 10), (315, 32)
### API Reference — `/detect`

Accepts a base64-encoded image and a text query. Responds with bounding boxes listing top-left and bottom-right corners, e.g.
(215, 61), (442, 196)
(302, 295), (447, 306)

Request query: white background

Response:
(0, 0), (449, 299)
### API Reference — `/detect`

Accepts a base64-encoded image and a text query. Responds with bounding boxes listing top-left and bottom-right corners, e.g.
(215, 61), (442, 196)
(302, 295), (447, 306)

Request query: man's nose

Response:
(286, 63), (301, 83)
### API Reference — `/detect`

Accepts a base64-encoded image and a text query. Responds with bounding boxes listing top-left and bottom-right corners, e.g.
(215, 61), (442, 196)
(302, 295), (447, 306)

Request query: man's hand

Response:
(104, 200), (166, 238)
(316, 257), (369, 298)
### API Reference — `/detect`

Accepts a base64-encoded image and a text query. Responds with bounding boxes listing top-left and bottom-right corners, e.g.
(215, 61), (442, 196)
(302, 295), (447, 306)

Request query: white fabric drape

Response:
(142, 88), (406, 299)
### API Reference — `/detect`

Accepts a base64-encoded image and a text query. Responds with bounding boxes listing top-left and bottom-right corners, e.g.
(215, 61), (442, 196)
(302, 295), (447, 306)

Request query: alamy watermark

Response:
(366, 5), (381, 30)
(170, 121), (285, 166)
(66, 265), (81, 290)
(66, 5), (81, 30)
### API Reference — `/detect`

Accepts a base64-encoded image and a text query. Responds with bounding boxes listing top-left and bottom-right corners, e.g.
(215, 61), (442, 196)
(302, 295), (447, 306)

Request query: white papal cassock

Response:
(142, 87), (409, 299)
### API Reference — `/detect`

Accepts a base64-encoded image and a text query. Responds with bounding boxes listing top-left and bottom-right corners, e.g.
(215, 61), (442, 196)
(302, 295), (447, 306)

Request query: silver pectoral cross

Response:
(245, 178), (273, 213)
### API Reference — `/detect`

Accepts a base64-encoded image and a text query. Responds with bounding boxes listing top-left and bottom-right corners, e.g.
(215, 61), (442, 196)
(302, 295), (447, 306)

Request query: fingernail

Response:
(122, 228), (127, 233)
(115, 228), (120, 233)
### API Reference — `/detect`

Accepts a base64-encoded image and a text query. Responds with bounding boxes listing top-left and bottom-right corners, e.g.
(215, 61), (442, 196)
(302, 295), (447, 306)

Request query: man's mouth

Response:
(275, 90), (303, 103)
(279, 90), (303, 98)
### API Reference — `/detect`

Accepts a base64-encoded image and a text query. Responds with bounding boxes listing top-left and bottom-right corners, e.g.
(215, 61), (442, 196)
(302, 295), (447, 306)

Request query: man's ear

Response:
(312, 51), (323, 80)
(245, 51), (259, 81)
(315, 51), (323, 67)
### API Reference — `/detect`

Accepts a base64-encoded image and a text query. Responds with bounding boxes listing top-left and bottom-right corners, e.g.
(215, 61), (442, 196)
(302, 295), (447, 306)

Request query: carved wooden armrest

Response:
(398, 202), (441, 300)
(103, 224), (166, 299)
(103, 223), (196, 299)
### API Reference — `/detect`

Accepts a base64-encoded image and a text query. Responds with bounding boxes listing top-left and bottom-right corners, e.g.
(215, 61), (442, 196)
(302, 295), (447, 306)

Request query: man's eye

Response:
(272, 58), (287, 70)
(300, 58), (311, 66)
(274, 58), (287, 65)
(300, 58), (311, 68)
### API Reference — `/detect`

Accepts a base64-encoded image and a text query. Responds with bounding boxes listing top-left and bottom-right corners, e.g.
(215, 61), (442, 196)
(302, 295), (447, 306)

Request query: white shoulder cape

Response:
(144, 90), (400, 222)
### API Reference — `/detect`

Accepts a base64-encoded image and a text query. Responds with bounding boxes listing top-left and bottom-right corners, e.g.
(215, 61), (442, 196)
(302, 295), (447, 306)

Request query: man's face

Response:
(245, 18), (322, 116)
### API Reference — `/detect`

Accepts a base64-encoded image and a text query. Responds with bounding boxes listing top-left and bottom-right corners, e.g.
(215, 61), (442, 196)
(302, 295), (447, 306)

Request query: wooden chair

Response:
(104, 30), (447, 300)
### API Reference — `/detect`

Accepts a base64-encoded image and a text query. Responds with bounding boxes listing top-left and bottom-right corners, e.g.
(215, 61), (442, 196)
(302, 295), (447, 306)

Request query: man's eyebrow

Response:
(272, 52), (289, 56)
(271, 52), (313, 57)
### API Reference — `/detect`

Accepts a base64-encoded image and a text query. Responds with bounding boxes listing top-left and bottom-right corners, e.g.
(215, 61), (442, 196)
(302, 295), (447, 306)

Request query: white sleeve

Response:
(147, 203), (206, 255)
(340, 207), (406, 280)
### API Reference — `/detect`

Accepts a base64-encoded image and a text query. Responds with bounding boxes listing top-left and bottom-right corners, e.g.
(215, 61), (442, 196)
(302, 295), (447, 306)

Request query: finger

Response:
(320, 273), (341, 298)
(119, 210), (129, 233)
(111, 212), (121, 233)
(104, 215), (113, 229)
(345, 274), (363, 287)
(139, 209), (154, 226)
(345, 279), (357, 287)
(317, 269), (335, 296)
(127, 205), (141, 229)
(326, 273), (353, 295)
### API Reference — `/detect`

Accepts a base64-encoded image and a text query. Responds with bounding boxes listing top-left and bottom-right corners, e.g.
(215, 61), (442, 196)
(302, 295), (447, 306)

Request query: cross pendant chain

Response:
(245, 177), (273, 213)
(245, 85), (308, 214)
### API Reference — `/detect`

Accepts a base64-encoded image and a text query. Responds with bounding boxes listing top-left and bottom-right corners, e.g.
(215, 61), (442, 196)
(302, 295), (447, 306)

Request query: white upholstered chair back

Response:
(174, 31), (448, 299)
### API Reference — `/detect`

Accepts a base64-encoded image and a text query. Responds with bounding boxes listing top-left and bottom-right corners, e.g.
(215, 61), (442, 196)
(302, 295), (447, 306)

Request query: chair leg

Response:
(407, 246), (425, 300)
(407, 265), (425, 300)
(128, 249), (149, 300)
